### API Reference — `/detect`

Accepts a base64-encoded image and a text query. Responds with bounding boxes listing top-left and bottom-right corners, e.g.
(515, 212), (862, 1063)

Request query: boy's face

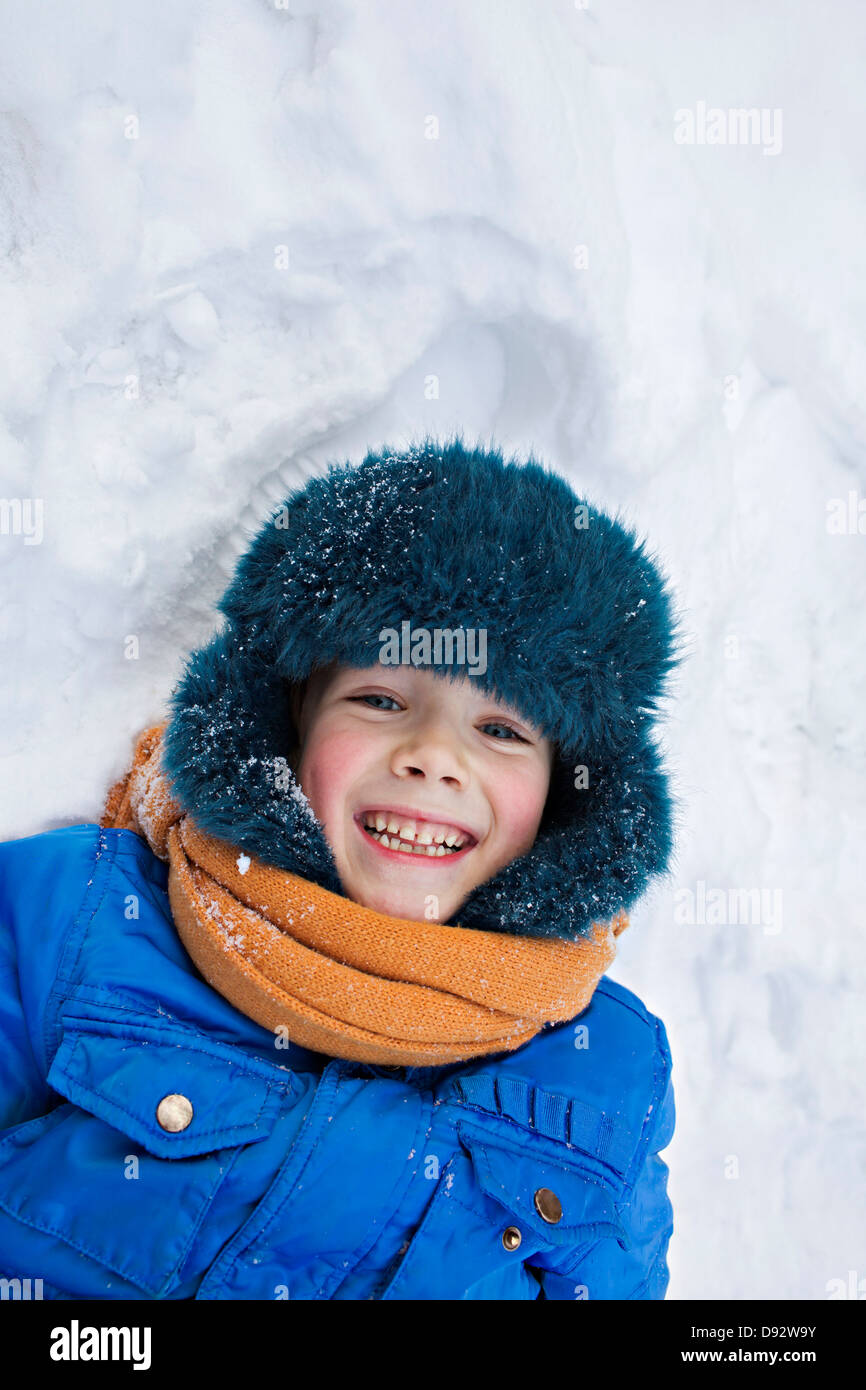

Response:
(294, 663), (554, 923)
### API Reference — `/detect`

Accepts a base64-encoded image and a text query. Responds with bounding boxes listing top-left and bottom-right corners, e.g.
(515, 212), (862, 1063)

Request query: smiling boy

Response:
(0, 437), (679, 1299)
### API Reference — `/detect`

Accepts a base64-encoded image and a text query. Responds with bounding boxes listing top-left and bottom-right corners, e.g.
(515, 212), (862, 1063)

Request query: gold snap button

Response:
(533, 1187), (563, 1224)
(156, 1093), (194, 1132)
(502, 1226), (522, 1251)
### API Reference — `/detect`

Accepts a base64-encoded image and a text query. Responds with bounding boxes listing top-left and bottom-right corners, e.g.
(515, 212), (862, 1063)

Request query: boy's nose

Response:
(390, 722), (469, 788)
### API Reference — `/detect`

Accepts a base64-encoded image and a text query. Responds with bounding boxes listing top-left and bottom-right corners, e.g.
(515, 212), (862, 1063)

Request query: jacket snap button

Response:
(533, 1187), (563, 1224)
(502, 1226), (522, 1251)
(156, 1093), (194, 1132)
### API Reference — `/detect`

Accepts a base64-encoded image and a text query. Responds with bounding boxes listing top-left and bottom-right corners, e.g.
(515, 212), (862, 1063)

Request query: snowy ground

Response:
(1, 0), (864, 1300)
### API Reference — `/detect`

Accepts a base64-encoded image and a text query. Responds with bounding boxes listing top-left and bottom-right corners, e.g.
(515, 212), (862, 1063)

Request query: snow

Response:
(1, 0), (863, 1300)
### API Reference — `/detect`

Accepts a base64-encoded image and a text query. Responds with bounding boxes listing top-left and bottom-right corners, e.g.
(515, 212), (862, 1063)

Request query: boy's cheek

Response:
(491, 768), (549, 855)
(296, 726), (371, 818)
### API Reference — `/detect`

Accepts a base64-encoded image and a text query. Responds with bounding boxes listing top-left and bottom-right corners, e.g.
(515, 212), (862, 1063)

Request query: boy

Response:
(0, 437), (678, 1299)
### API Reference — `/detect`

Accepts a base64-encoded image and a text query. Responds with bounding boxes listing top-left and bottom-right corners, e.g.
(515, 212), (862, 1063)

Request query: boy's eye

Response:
(349, 696), (529, 743)
(479, 721), (528, 743)
(350, 694), (402, 711)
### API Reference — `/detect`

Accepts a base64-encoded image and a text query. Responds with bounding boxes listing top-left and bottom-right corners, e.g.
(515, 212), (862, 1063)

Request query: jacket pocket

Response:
(45, 1018), (284, 1159)
(379, 1120), (628, 1301)
(458, 1123), (630, 1253)
(0, 1018), (287, 1298)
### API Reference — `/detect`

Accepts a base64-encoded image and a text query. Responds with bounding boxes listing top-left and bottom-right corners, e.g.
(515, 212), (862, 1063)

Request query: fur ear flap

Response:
(162, 627), (344, 896)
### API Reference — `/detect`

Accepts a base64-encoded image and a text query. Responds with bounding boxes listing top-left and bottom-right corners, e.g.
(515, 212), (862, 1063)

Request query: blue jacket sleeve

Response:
(0, 831), (88, 1129)
(535, 1052), (675, 1300)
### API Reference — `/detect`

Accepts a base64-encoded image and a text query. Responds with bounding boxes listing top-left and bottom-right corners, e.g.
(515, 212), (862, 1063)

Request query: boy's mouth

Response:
(354, 808), (478, 861)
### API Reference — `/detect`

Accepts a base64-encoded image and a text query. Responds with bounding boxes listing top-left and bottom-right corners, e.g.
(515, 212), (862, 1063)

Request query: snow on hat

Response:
(162, 435), (680, 939)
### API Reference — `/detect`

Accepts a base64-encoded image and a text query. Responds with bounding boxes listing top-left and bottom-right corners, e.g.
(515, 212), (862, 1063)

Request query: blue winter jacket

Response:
(0, 824), (675, 1300)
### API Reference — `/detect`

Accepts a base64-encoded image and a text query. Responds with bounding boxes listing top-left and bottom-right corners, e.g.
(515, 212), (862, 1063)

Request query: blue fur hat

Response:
(162, 436), (680, 940)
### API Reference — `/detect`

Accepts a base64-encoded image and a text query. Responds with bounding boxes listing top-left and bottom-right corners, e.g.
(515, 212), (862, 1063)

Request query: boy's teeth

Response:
(373, 832), (450, 856)
(361, 812), (471, 856)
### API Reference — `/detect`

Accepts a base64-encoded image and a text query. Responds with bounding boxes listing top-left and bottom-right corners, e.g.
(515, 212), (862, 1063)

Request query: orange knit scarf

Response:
(101, 725), (627, 1067)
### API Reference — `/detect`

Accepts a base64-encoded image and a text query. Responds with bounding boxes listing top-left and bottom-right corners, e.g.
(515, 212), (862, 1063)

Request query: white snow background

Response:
(1, 0), (864, 1300)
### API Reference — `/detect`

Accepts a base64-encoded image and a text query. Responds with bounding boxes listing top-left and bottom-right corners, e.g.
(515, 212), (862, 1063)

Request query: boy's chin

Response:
(347, 878), (466, 926)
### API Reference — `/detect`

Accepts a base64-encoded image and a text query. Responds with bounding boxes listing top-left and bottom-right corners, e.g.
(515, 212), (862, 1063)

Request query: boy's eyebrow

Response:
(486, 704), (533, 727)
(475, 688), (537, 726)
